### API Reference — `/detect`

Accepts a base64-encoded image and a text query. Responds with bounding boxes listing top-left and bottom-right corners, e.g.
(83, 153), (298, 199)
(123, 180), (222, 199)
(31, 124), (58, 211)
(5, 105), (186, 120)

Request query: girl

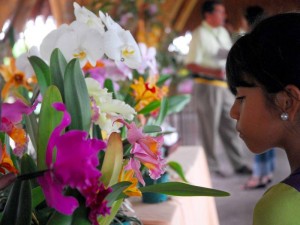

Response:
(226, 13), (300, 224)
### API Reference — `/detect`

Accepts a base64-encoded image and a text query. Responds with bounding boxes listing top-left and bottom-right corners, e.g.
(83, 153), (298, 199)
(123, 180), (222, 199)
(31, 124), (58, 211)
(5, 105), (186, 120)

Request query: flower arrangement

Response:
(0, 3), (229, 225)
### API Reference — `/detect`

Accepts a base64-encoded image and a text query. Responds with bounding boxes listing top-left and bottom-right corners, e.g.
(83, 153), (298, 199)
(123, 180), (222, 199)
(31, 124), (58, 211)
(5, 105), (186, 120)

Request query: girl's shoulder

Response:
(253, 181), (300, 225)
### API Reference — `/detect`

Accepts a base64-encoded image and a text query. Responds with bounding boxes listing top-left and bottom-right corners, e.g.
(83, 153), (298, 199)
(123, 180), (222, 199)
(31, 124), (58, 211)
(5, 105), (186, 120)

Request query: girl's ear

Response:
(275, 85), (300, 121)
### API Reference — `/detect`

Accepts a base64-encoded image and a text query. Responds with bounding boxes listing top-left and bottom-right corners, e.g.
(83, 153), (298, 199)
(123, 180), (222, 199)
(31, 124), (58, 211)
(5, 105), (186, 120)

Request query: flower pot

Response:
(142, 173), (169, 204)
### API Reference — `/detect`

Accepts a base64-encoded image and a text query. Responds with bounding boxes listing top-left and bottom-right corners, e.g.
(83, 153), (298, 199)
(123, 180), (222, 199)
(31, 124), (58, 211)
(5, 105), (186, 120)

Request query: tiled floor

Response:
(168, 89), (291, 225)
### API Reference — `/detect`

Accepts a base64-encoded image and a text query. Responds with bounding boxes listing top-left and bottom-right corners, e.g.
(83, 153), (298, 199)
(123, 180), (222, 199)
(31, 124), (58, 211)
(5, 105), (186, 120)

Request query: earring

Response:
(280, 112), (289, 121)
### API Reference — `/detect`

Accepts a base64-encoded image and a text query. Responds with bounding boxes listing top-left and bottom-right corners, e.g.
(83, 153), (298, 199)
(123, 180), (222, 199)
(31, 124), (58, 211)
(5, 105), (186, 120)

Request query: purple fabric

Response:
(282, 168), (300, 192)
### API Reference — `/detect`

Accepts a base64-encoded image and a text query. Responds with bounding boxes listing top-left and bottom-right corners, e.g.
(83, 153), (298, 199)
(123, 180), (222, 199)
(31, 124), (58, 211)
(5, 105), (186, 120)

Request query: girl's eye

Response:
(236, 96), (245, 103)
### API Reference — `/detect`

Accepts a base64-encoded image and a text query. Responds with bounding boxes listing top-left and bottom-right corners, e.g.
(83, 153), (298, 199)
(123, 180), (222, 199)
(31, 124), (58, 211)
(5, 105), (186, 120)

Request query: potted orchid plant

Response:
(0, 3), (229, 225)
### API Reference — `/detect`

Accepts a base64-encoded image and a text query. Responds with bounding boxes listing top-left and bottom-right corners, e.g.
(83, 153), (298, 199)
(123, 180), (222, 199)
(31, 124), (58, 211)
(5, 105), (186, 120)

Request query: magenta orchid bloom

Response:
(38, 102), (109, 218)
(120, 120), (166, 186)
(0, 99), (37, 157)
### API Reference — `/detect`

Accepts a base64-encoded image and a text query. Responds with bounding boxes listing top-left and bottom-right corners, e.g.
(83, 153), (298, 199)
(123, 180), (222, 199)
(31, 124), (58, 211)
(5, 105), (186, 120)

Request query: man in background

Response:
(185, 0), (251, 177)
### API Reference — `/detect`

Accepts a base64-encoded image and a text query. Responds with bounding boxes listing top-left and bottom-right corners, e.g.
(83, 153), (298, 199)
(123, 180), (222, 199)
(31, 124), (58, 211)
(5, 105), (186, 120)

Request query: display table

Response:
(130, 146), (220, 225)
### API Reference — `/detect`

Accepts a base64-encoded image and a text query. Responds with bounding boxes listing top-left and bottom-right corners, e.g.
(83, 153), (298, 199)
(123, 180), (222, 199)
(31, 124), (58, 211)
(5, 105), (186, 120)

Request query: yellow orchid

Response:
(0, 58), (35, 99)
(0, 142), (18, 174)
(119, 167), (142, 197)
(130, 76), (168, 112)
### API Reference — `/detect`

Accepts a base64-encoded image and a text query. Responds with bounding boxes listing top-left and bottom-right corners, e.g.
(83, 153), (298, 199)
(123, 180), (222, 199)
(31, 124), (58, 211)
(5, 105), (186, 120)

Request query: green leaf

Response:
(71, 205), (90, 225)
(37, 86), (63, 170)
(139, 182), (230, 197)
(156, 74), (172, 87)
(105, 181), (131, 206)
(167, 94), (191, 115)
(64, 58), (91, 132)
(104, 78), (115, 98)
(28, 56), (51, 96)
(155, 97), (168, 126)
(97, 199), (123, 225)
(0, 179), (32, 225)
(20, 153), (39, 187)
(100, 133), (123, 187)
(50, 48), (67, 100)
(138, 100), (160, 115)
(24, 113), (38, 152)
(46, 211), (72, 225)
(142, 125), (162, 133)
(167, 161), (188, 183)
(32, 186), (45, 209)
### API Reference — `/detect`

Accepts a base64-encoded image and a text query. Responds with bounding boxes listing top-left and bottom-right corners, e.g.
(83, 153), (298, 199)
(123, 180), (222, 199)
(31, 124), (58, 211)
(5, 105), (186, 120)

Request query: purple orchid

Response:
(38, 102), (107, 216)
(0, 99), (37, 157)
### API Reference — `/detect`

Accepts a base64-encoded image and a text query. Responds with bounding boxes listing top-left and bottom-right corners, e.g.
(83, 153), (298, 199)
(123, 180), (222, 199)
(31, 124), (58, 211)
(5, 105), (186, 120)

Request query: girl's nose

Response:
(230, 101), (239, 120)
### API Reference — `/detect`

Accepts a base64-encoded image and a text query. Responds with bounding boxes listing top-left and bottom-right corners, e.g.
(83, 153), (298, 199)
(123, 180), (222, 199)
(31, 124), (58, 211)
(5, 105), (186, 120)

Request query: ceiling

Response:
(0, 0), (299, 52)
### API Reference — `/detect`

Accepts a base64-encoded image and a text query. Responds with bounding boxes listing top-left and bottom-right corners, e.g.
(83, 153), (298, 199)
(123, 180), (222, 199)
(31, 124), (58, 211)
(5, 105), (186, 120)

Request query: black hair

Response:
(201, 0), (223, 18)
(245, 5), (265, 27)
(226, 13), (300, 97)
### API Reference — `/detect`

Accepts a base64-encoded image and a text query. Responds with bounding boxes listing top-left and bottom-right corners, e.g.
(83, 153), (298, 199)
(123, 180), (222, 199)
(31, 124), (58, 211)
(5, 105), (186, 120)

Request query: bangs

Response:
(226, 35), (258, 95)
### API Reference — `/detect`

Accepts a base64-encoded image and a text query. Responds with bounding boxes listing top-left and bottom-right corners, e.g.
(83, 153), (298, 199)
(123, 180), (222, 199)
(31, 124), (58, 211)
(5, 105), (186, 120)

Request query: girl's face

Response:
(230, 87), (282, 154)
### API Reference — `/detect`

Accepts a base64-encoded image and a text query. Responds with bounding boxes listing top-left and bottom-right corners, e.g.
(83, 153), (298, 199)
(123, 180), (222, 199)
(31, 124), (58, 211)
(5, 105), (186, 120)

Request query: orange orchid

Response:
(119, 166), (142, 197)
(0, 142), (18, 174)
(0, 58), (35, 99)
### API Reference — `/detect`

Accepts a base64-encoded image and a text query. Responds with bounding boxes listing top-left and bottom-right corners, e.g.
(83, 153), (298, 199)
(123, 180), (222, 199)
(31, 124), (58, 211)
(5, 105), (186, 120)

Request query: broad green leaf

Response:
(28, 56), (51, 96)
(24, 113), (38, 152)
(105, 181), (131, 206)
(20, 154), (39, 188)
(100, 133), (123, 187)
(50, 48), (67, 100)
(64, 59), (91, 132)
(0, 179), (32, 225)
(156, 74), (171, 87)
(46, 212), (72, 225)
(167, 161), (188, 183)
(138, 100), (160, 115)
(167, 94), (191, 115)
(32, 186), (45, 209)
(104, 78), (115, 98)
(155, 97), (168, 126)
(142, 125), (162, 133)
(97, 199), (123, 225)
(71, 205), (90, 225)
(139, 182), (230, 197)
(37, 86), (63, 170)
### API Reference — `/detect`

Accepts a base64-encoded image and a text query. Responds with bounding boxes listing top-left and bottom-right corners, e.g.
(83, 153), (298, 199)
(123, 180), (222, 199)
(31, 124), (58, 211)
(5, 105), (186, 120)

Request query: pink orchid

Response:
(38, 102), (107, 216)
(0, 99), (37, 157)
(120, 120), (166, 185)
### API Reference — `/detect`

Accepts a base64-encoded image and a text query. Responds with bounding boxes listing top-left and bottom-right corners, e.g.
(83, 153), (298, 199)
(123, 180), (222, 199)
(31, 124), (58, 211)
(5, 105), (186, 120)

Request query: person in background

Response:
(241, 5), (276, 190)
(185, 0), (251, 177)
(227, 13), (300, 224)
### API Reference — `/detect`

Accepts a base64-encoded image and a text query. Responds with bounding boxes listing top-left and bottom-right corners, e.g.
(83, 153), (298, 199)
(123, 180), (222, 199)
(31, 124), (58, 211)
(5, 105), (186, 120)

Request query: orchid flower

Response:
(119, 165), (142, 197)
(16, 46), (39, 78)
(120, 120), (166, 186)
(38, 102), (108, 216)
(73, 2), (104, 34)
(85, 77), (136, 137)
(137, 43), (158, 76)
(0, 141), (18, 174)
(130, 77), (168, 111)
(0, 58), (35, 99)
(99, 11), (142, 69)
(1, 99), (37, 157)
(40, 21), (103, 67)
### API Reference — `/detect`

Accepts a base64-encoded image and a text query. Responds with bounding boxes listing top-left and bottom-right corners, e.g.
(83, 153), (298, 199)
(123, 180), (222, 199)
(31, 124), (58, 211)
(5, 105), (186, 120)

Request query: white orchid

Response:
(40, 21), (104, 67)
(85, 77), (136, 136)
(73, 2), (104, 34)
(16, 46), (40, 77)
(137, 43), (158, 76)
(99, 11), (142, 69)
